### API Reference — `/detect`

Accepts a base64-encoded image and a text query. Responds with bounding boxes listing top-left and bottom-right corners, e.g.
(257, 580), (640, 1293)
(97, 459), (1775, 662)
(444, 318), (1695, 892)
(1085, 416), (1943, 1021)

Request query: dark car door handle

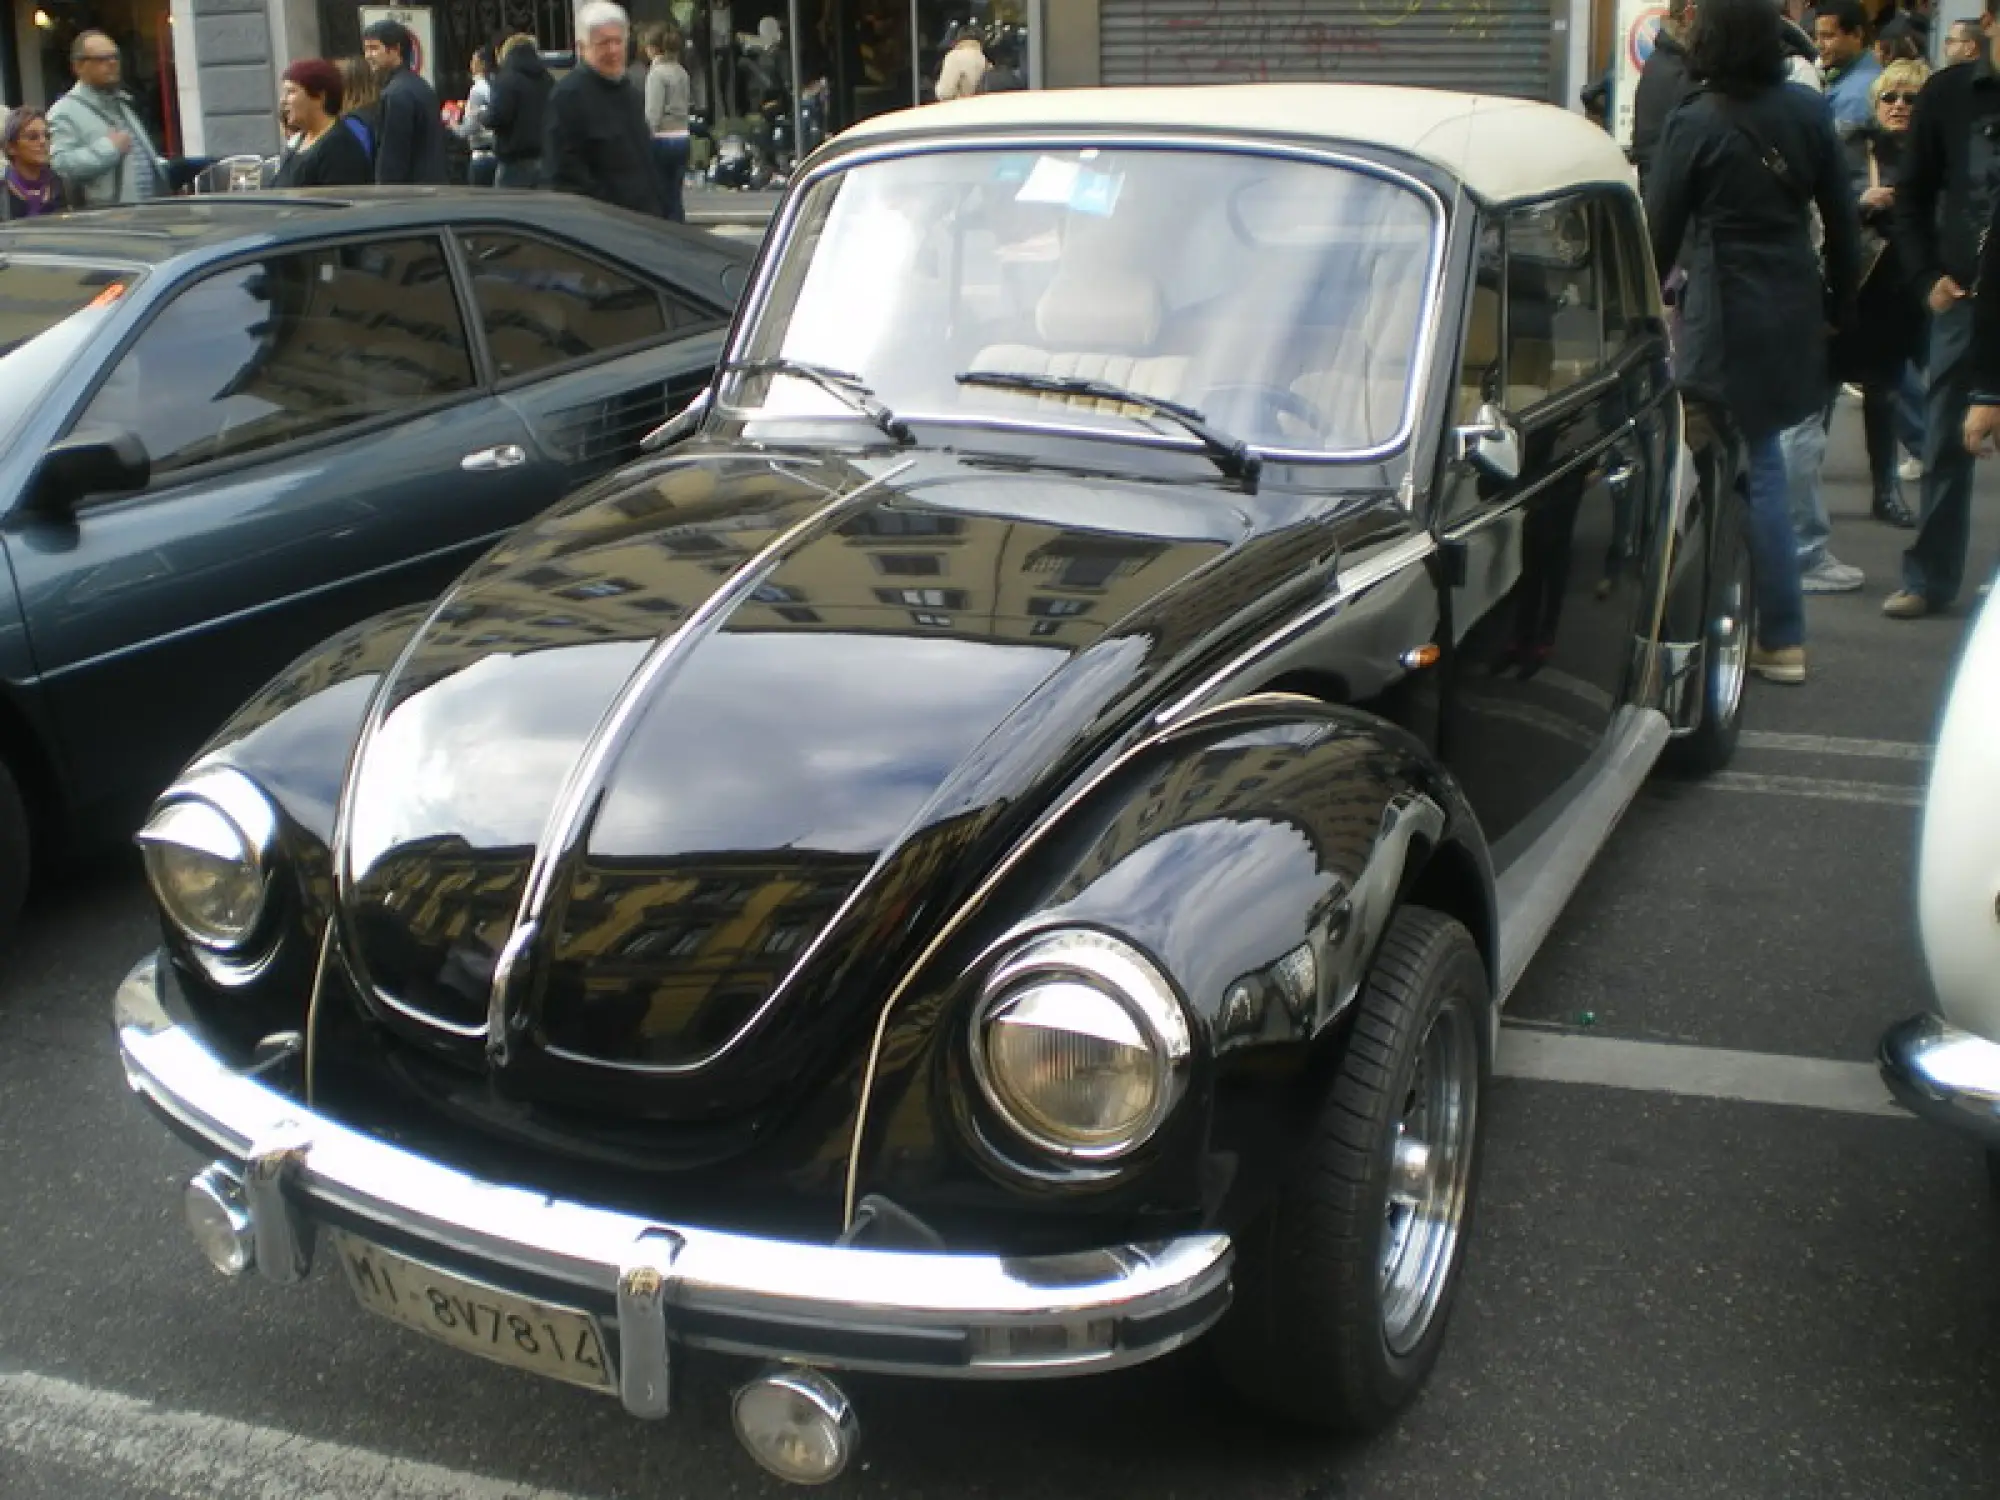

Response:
(461, 444), (527, 472)
(1604, 459), (1638, 489)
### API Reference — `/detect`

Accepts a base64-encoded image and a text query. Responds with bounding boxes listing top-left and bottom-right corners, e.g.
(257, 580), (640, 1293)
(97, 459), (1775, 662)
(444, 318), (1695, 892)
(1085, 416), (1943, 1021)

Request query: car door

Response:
(452, 229), (729, 492)
(6, 233), (546, 833)
(1436, 196), (1648, 857)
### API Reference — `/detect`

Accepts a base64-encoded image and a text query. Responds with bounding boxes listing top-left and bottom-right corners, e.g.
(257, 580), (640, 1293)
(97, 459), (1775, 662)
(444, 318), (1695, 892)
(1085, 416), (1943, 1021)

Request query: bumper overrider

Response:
(115, 954), (1232, 1441)
(1880, 1013), (2000, 1147)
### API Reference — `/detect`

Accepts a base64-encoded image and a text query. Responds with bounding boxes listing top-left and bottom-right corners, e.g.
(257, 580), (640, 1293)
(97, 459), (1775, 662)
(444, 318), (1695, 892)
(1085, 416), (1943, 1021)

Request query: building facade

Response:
(1040, 0), (1584, 104)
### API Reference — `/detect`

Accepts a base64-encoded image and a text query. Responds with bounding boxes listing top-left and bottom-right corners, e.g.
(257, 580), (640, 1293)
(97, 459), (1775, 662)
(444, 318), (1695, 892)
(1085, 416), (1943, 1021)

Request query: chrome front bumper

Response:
(1879, 1014), (2000, 1147)
(115, 955), (1233, 1414)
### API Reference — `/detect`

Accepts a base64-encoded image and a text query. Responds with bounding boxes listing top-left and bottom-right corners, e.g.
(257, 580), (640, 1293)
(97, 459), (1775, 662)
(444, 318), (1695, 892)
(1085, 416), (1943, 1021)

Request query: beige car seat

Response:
(967, 268), (1193, 415)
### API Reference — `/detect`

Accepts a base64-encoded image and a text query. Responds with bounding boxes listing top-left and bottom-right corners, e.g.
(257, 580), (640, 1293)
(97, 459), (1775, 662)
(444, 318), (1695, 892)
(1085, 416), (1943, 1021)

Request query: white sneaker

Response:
(1900, 455), (1924, 481)
(1801, 556), (1865, 594)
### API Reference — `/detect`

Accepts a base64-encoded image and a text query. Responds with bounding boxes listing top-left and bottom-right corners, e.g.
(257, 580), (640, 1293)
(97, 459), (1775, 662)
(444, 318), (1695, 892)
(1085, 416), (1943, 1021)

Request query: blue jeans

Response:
(1747, 432), (1805, 649)
(651, 134), (688, 222)
(1899, 361), (1926, 457)
(1778, 402), (1834, 570)
(1905, 300), (1976, 604)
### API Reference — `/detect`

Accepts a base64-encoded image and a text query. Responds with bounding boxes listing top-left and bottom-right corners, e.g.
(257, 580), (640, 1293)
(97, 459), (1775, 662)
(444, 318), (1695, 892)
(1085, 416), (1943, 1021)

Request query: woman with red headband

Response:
(274, 58), (372, 187)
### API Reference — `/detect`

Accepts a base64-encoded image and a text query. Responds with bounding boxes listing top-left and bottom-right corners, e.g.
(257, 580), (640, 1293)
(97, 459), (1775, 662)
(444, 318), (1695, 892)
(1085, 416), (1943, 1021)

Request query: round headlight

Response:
(137, 770), (278, 952)
(970, 930), (1191, 1160)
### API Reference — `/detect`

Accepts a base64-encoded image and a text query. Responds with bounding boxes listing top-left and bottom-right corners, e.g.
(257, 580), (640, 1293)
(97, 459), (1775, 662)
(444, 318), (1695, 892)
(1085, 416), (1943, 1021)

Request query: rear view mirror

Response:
(33, 427), (150, 512)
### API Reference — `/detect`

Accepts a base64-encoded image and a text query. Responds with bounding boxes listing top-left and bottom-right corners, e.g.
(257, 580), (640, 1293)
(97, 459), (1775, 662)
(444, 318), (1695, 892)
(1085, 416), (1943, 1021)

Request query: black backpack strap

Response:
(1704, 89), (1812, 211)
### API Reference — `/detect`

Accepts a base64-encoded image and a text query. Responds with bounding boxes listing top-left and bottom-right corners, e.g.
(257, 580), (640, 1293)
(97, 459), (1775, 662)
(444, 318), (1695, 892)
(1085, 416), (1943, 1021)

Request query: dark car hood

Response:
(337, 447), (1289, 1113)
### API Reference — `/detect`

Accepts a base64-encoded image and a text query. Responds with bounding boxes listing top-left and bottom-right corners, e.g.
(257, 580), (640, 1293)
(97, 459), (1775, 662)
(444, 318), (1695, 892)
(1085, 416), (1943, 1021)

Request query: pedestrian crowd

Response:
(1632, 0), (2000, 685)
(2, 5), (693, 223)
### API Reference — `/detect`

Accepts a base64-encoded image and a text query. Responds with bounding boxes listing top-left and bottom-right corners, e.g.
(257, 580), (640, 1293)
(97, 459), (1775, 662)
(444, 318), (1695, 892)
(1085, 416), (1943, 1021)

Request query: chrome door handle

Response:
(1604, 460), (1638, 489)
(461, 444), (527, 472)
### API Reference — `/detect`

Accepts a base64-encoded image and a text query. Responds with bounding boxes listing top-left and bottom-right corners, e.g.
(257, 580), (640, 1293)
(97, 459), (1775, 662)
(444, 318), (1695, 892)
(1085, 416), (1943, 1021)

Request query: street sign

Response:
(1613, 0), (1668, 152)
(358, 5), (437, 85)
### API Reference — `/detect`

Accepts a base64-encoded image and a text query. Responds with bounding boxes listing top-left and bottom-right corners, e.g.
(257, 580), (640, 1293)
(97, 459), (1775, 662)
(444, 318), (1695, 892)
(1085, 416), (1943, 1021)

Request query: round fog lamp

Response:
(183, 1166), (255, 1277)
(731, 1366), (857, 1485)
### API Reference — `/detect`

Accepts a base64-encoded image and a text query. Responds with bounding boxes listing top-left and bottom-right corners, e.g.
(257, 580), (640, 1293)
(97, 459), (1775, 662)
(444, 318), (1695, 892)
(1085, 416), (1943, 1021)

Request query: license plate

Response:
(331, 1231), (615, 1394)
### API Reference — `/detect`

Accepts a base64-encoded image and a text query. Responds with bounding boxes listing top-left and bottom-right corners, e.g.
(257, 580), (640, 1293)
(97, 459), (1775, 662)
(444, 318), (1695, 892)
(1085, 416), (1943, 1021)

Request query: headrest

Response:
(1035, 272), (1164, 352)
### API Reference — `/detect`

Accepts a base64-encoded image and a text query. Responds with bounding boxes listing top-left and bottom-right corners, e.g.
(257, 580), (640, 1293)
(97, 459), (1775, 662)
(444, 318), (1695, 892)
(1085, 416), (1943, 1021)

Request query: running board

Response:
(1493, 706), (1671, 1004)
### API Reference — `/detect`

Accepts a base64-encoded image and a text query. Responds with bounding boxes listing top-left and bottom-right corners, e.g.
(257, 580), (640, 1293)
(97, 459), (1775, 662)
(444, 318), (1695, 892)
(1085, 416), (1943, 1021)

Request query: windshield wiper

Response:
(723, 358), (913, 445)
(955, 370), (1261, 493)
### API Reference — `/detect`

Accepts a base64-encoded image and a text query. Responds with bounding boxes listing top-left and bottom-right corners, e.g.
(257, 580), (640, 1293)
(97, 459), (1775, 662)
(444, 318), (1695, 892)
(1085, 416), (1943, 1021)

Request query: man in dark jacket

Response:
(1885, 0), (2000, 617)
(1630, 0), (1696, 187)
(546, 0), (662, 216)
(363, 18), (448, 185)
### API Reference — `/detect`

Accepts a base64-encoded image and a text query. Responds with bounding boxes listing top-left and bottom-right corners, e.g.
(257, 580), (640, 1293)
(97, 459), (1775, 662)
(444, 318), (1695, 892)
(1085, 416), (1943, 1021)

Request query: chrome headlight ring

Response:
(136, 766), (282, 982)
(968, 928), (1193, 1163)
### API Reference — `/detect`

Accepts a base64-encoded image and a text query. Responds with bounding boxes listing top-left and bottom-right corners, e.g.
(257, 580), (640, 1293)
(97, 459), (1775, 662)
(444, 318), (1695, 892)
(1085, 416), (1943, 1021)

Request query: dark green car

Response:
(0, 189), (749, 935)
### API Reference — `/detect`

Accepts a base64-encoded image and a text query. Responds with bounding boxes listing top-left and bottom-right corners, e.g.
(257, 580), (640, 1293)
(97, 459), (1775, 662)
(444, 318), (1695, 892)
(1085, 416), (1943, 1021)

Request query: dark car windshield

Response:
(0, 258), (137, 449)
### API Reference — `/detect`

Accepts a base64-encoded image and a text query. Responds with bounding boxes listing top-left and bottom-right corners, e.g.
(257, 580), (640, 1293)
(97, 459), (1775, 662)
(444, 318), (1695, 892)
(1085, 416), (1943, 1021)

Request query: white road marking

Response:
(0, 1369), (597, 1500)
(1697, 771), (1922, 807)
(1498, 1026), (1908, 1118)
(1739, 730), (1932, 762)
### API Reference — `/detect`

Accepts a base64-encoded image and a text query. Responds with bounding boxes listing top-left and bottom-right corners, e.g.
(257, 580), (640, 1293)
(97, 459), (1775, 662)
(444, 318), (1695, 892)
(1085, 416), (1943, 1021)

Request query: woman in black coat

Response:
(484, 33), (553, 188)
(1835, 59), (1929, 529)
(1645, 0), (1863, 686)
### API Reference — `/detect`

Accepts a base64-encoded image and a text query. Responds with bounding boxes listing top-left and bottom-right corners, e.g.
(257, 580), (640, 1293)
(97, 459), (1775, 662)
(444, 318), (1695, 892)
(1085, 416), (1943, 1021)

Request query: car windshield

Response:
(725, 145), (1441, 460)
(0, 258), (135, 450)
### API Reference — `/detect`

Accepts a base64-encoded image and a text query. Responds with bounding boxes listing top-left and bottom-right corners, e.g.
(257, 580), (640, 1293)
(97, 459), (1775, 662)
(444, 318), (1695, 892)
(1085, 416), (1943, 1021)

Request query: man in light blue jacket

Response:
(47, 32), (166, 207)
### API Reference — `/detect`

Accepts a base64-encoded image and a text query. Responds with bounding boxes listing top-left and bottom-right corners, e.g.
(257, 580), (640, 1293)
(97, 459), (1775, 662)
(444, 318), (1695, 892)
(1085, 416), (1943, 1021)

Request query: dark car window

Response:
(0, 258), (136, 450)
(458, 233), (714, 381)
(1502, 197), (1604, 410)
(78, 237), (475, 482)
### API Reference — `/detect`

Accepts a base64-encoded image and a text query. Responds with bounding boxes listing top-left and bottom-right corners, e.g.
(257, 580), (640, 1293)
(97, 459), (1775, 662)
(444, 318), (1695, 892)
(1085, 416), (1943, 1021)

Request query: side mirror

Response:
(32, 428), (150, 513)
(640, 386), (712, 453)
(1452, 404), (1522, 485)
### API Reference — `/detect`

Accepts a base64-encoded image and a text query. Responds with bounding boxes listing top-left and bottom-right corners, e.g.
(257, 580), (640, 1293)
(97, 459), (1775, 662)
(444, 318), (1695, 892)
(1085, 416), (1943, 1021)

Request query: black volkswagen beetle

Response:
(114, 87), (1749, 1482)
(0, 189), (747, 935)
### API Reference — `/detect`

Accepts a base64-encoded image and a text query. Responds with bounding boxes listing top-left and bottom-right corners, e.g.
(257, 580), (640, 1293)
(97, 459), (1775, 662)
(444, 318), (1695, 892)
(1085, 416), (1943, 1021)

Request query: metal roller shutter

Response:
(1099, 0), (1555, 102)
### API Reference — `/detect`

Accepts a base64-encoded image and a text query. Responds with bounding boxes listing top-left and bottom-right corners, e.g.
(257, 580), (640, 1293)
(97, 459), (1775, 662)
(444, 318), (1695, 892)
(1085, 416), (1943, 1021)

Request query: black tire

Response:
(1662, 478), (1752, 778)
(0, 758), (27, 946)
(1214, 906), (1490, 1434)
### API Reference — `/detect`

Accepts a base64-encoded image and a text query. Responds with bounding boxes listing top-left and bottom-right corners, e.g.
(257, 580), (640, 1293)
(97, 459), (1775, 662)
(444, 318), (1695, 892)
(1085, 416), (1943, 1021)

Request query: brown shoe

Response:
(1749, 645), (1806, 684)
(1882, 591), (1931, 619)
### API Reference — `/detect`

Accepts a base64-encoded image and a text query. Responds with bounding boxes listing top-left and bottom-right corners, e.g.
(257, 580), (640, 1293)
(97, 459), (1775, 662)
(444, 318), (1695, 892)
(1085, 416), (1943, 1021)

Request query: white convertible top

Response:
(834, 85), (1637, 205)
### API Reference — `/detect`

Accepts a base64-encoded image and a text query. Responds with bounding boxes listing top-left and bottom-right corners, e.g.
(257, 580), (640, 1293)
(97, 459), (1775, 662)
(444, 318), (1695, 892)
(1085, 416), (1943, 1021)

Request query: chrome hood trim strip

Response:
(483, 458), (915, 1065)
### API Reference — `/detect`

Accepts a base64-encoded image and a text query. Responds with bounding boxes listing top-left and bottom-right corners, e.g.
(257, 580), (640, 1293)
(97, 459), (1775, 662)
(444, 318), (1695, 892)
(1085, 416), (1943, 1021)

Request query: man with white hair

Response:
(546, 0), (663, 215)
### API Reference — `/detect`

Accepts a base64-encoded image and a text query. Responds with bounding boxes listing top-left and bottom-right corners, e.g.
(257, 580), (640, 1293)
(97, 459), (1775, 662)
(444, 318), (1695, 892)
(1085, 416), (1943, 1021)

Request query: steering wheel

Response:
(1199, 383), (1331, 445)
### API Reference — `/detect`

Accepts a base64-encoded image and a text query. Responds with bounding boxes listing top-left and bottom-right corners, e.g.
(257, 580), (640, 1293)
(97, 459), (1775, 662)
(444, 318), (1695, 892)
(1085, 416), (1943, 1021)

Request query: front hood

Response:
(338, 448), (1260, 1108)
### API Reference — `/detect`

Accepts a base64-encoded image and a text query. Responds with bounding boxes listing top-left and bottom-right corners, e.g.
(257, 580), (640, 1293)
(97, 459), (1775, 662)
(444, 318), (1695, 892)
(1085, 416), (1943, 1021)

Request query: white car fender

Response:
(1919, 599), (2000, 1039)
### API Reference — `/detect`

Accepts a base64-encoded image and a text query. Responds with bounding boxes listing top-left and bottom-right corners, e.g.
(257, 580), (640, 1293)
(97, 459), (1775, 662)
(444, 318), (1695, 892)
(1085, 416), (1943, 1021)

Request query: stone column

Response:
(186, 0), (279, 156)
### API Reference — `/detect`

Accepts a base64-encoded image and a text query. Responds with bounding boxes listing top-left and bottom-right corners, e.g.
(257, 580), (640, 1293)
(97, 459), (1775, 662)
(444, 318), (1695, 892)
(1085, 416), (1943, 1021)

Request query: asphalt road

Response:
(4, 409), (1999, 1500)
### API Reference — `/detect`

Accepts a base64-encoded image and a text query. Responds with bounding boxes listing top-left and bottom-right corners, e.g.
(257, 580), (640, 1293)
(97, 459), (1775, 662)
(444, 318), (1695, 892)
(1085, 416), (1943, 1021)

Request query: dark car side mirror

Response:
(31, 428), (151, 514)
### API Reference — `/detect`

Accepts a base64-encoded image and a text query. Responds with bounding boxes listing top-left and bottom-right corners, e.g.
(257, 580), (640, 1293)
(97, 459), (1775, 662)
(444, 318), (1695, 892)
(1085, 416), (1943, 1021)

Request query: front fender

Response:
(186, 602), (428, 846)
(845, 697), (1493, 1249)
(146, 603), (426, 1052)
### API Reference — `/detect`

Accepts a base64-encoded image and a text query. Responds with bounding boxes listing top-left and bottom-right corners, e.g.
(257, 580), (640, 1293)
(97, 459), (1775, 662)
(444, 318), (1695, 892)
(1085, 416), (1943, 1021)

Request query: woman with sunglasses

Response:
(1, 107), (67, 220)
(1835, 58), (1931, 531)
